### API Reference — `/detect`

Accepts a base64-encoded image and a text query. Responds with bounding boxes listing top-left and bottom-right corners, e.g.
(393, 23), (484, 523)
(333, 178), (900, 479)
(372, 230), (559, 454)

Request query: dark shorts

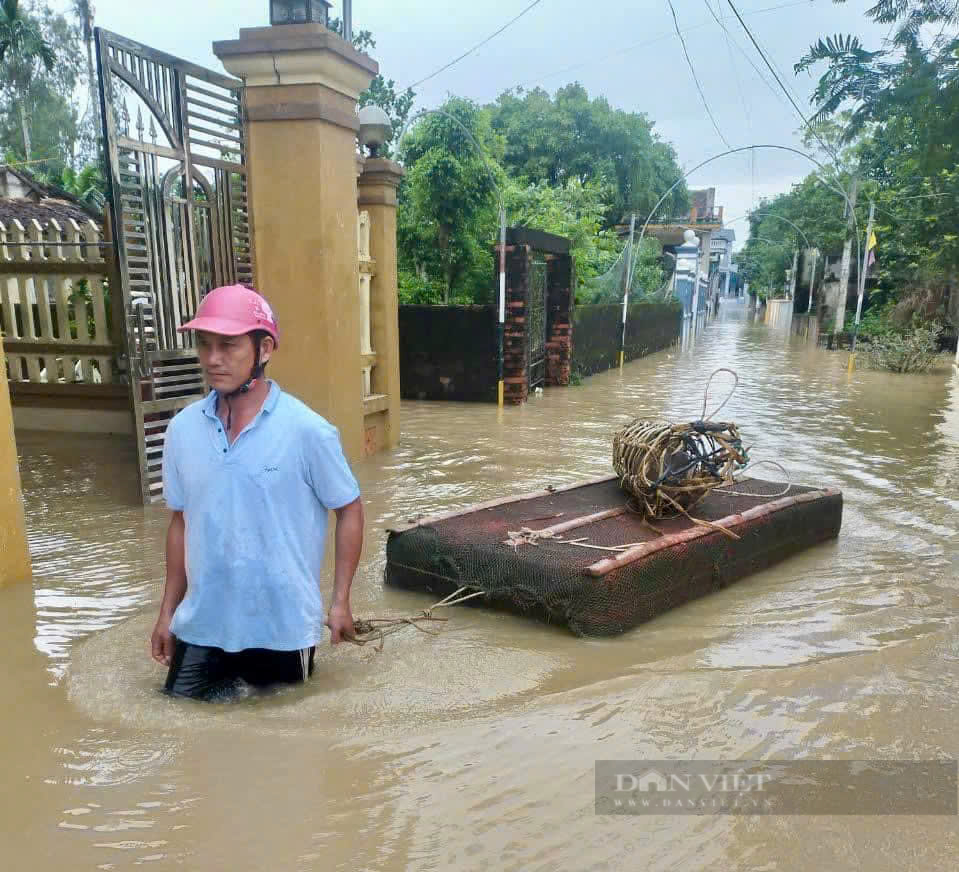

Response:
(165, 640), (316, 700)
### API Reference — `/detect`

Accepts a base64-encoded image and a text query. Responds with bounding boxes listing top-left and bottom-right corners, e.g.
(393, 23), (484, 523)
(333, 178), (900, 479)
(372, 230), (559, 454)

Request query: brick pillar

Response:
(500, 243), (530, 404)
(546, 253), (573, 387)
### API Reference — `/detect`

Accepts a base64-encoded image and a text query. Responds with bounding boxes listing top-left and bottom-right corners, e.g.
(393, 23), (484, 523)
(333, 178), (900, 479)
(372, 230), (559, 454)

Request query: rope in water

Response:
(345, 586), (485, 651)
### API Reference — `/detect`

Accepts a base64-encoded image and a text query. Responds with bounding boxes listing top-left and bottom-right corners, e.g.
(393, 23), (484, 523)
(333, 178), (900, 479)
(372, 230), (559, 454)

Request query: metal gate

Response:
(528, 258), (548, 389)
(95, 28), (253, 504)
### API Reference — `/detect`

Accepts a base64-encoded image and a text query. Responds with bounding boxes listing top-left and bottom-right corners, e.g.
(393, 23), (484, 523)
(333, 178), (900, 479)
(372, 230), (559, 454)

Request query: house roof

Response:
(0, 198), (100, 230)
(0, 165), (103, 221)
(0, 164), (49, 198)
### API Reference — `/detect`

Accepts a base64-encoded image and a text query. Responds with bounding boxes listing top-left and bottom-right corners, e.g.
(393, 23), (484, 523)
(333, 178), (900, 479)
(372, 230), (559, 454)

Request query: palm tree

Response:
(57, 164), (106, 210)
(0, 0), (56, 160)
(71, 0), (100, 144)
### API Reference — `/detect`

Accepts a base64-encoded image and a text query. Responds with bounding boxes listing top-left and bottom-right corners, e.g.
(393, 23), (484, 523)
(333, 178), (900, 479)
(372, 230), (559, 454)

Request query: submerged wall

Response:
(398, 305), (498, 401)
(571, 302), (682, 377)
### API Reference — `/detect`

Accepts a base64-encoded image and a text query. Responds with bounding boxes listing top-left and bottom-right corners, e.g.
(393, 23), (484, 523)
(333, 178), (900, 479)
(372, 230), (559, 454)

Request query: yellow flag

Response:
(867, 231), (878, 252)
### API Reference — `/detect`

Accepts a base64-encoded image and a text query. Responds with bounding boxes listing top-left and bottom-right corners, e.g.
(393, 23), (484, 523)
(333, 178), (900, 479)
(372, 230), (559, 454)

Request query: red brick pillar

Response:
(501, 243), (530, 404)
(546, 253), (574, 387)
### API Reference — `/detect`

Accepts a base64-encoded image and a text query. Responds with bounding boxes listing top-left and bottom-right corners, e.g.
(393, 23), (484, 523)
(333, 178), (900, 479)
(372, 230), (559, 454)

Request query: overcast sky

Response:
(63, 0), (890, 246)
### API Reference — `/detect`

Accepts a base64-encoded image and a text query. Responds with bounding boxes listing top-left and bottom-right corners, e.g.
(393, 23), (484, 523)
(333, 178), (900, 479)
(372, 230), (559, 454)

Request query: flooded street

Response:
(4, 300), (959, 870)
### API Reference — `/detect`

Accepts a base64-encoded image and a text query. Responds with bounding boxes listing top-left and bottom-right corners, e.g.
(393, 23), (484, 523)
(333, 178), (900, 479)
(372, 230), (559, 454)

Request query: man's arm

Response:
(325, 497), (364, 644)
(151, 510), (187, 665)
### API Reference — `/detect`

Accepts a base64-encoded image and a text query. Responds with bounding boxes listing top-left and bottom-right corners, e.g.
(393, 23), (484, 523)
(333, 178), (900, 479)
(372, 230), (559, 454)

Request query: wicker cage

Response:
(612, 418), (747, 518)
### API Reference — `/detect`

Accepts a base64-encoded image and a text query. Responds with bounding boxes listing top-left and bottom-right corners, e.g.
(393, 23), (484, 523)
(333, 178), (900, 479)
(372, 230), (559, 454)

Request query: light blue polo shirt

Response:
(161, 380), (360, 652)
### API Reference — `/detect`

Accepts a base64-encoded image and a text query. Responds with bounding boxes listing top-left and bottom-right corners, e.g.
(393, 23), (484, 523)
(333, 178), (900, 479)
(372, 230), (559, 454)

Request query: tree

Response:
(795, 2), (958, 141)
(71, 0), (99, 145)
(504, 175), (621, 293)
(794, 2), (959, 325)
(487, 84), (688, 227)
(398, 97), (502, 304)
(37, 162), (105, 210)
(0, 0), (55, 159)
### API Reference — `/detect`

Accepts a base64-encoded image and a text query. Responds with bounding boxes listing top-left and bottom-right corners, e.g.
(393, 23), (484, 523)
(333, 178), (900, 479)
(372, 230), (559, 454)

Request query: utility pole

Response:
(807, 249), (818, 314)
(343, 0), (353, 43)
(834, 177), (858, 334)
(788, 247), (799, 298)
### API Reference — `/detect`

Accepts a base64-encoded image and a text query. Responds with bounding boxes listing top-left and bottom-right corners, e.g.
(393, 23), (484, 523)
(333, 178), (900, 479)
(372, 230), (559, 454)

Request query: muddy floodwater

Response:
(3, 300), (959, 870)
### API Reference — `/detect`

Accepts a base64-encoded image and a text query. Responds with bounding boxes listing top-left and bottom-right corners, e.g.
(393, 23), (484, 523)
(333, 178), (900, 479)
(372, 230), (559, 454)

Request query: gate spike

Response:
(136, 106), (145, 140)
(149, 116), (157, 143)
(122, 99), (130, 136)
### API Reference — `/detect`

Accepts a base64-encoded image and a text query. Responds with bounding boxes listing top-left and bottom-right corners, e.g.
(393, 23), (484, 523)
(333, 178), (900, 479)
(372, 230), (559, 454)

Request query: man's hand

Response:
(151, 616), (175, 666)
(325, 603), (355, 645)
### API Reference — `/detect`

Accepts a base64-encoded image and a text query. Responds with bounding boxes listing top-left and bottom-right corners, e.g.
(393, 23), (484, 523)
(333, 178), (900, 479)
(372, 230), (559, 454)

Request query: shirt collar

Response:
(201, 379), (281, 420)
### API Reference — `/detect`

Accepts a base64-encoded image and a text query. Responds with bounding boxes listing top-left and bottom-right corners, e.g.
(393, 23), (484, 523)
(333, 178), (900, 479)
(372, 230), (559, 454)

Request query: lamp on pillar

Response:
(270, 0), (331, 26)
(358, 104), (393, 157)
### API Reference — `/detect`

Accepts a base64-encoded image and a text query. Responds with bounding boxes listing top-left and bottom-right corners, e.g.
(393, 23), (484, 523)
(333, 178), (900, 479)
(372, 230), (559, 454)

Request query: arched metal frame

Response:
(621, 145), (861, 362)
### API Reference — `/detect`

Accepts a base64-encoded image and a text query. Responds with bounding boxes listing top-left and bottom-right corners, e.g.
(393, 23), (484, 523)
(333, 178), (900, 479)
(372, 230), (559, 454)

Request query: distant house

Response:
(710, 228), (736, 296)
(0, 165), (102, 232)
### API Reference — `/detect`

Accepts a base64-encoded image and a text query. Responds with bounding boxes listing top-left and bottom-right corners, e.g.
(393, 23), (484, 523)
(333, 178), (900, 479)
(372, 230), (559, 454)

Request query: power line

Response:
(702, 0), (793, 115)
(666, 0), (732, 149)
(511, 0), (807, 94)
(713, 0), (752, 130)
(724, 0), (837, 160)
(403, 0), (546, 91)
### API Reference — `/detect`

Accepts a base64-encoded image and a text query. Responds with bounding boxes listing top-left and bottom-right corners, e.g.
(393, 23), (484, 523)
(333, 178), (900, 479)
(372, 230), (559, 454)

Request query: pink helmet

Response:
(178, 284), (279, 346)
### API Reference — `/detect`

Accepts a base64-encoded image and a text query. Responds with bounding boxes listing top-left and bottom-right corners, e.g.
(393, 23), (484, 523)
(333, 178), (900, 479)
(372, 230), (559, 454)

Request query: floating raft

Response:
(385, 476), (843, 636)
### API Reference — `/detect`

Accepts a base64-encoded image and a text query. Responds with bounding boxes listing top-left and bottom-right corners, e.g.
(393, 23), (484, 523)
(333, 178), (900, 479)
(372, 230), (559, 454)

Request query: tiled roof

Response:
(0, 198), (101, 229)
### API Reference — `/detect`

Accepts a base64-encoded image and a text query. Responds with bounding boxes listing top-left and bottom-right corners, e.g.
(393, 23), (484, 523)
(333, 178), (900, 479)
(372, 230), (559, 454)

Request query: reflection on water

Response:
(4, 299), (959, 870)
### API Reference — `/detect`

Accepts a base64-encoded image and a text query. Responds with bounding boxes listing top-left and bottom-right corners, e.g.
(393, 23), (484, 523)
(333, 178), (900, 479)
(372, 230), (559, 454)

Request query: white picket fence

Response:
(0, 217), (114, 385)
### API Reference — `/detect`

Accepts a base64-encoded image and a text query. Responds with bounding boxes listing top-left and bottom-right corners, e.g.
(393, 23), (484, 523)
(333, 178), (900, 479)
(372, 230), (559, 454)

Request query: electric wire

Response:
(403, 0), (546, 91)
(702, 0), (792, 115)
(510, 0), (808, 93)
(713, 0), (752, 130)
(724, 0), (838, 161)
(666, 0), (732, 149)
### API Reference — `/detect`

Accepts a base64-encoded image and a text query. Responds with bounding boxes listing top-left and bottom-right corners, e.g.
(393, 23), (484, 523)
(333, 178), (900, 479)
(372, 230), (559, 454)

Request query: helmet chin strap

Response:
(221, 342), (265, 433)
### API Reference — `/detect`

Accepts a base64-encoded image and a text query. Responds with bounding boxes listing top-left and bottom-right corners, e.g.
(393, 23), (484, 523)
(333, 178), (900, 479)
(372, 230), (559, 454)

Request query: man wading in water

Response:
(150, 284), (364, 699)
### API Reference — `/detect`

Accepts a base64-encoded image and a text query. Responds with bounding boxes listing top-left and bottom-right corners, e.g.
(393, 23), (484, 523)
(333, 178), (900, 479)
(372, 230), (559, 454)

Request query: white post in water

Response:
(620, 214), (636, 369)
(835, 177), (858, 334)
(807, 249), (818, 314)
(497, 206), (506, 407)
